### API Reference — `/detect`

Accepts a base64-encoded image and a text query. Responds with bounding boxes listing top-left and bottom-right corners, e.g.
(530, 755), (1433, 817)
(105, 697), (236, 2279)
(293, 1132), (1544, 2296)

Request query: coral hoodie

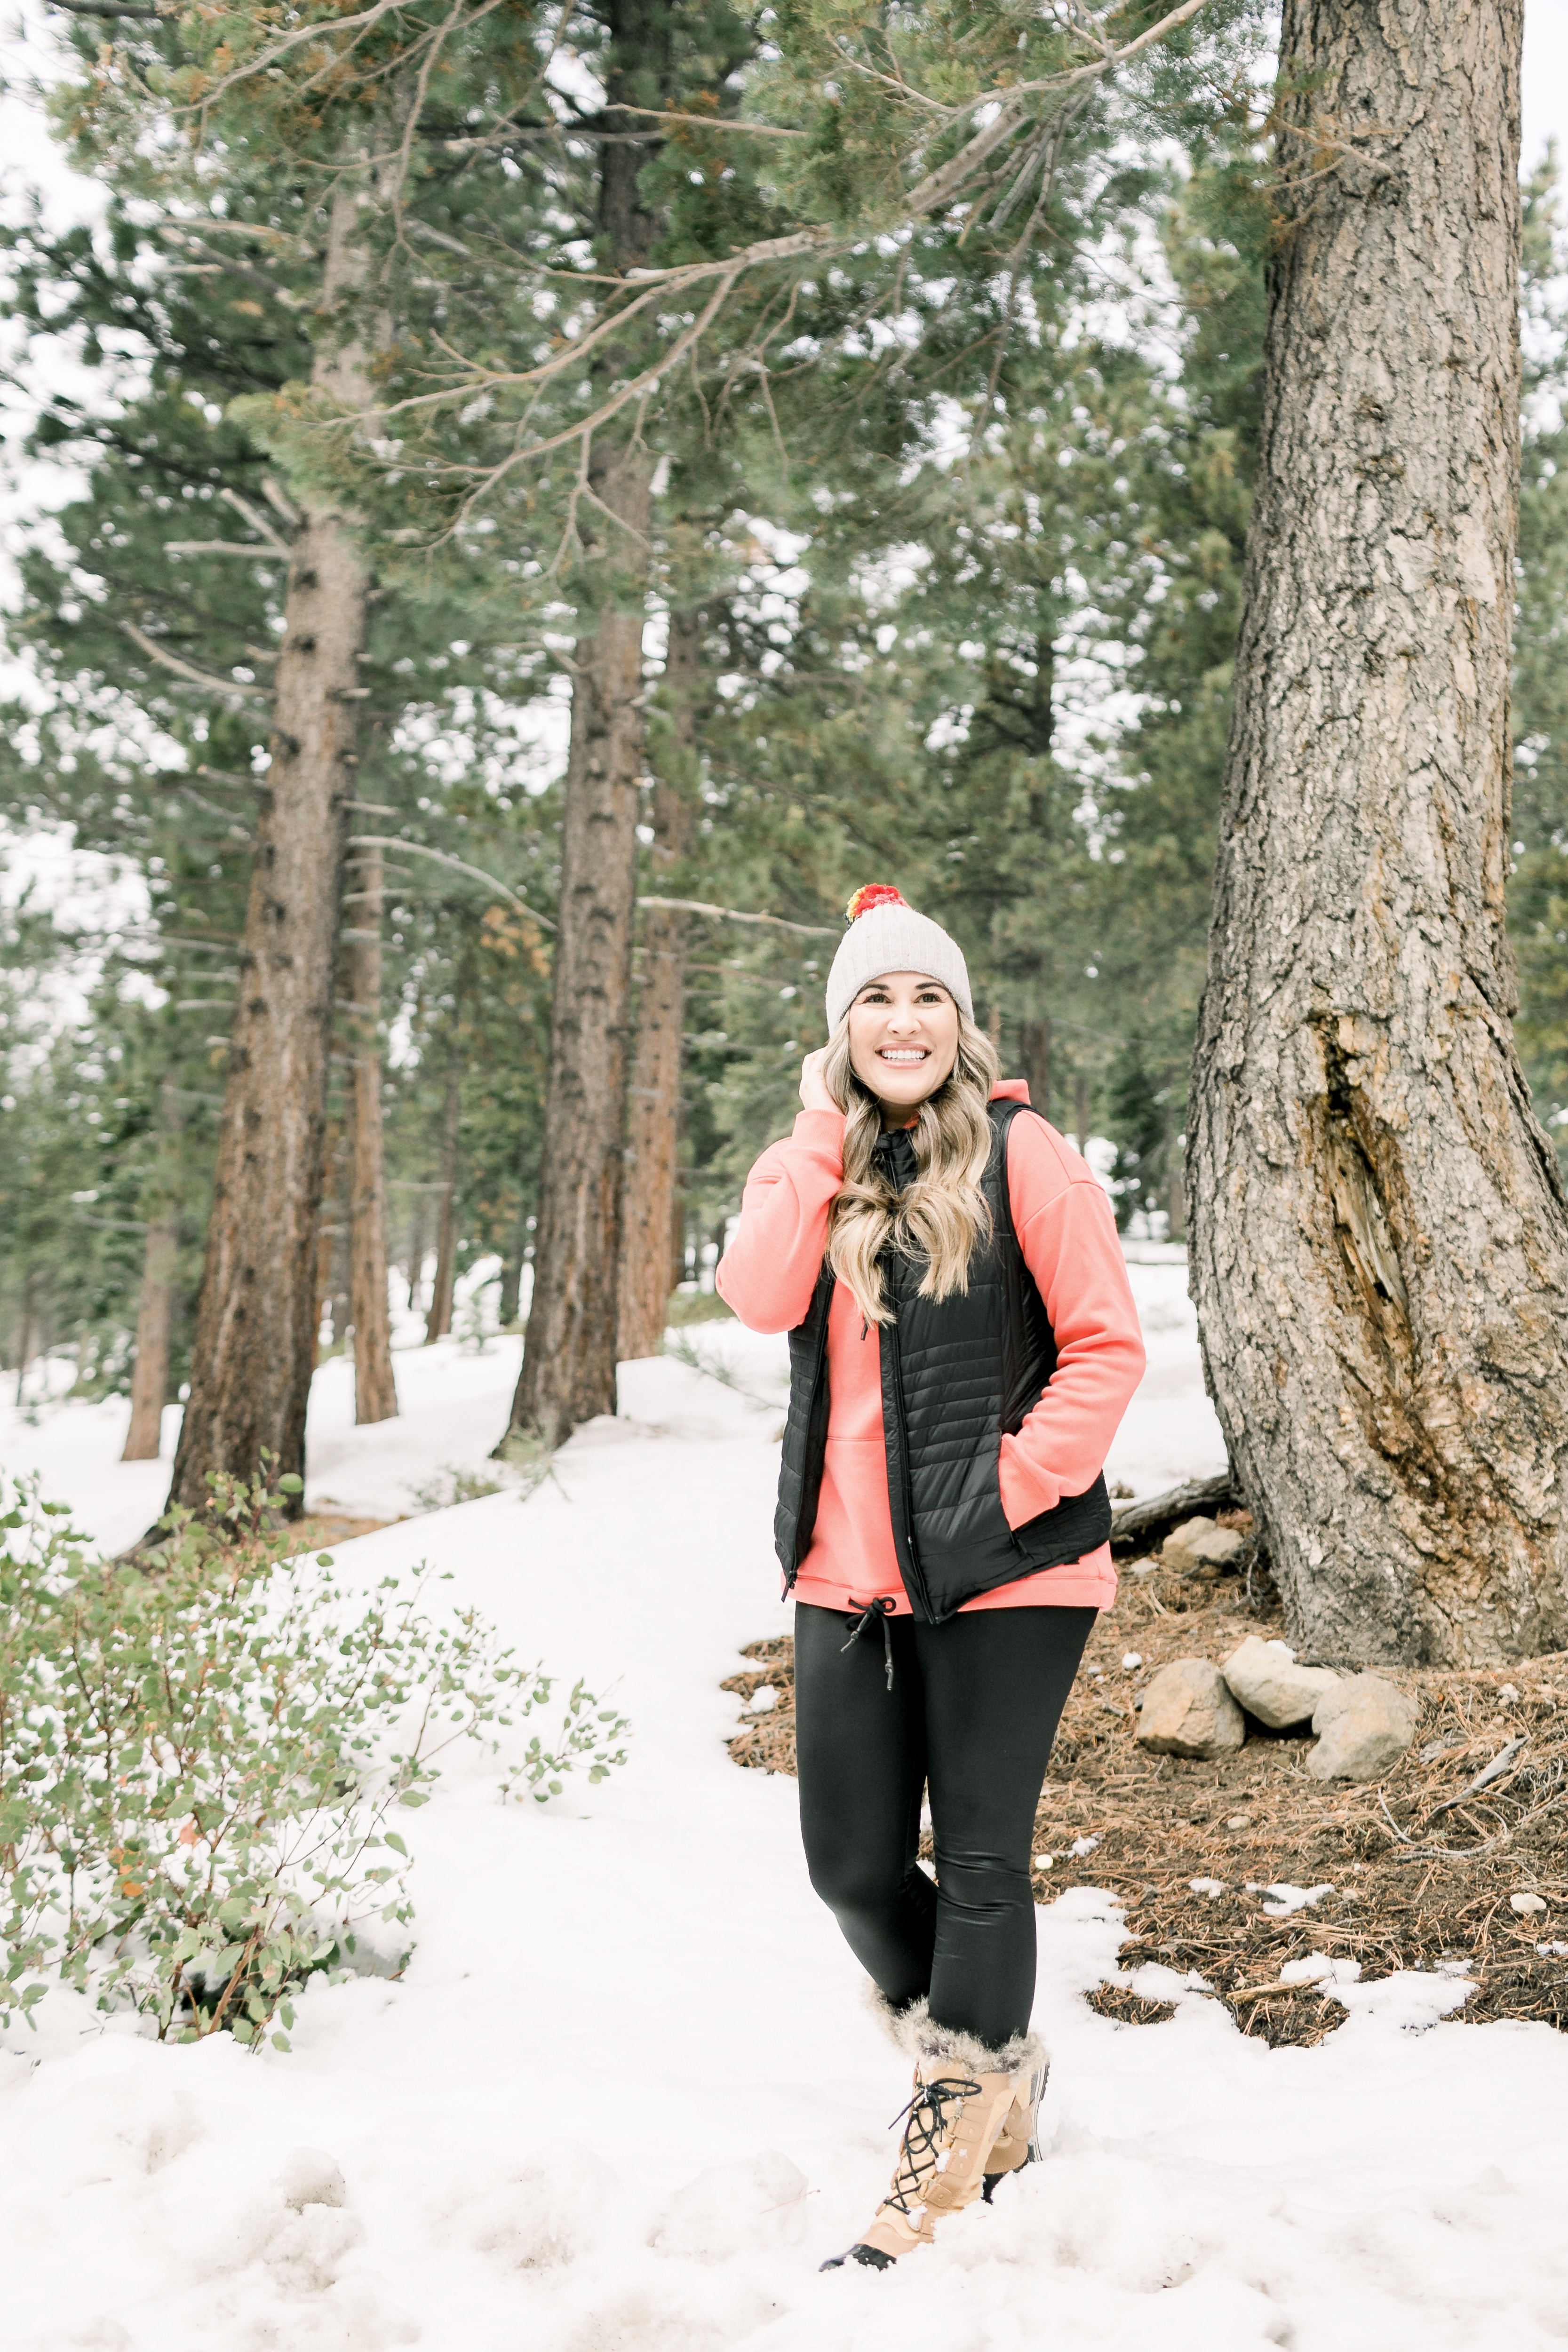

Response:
(716, 1082), (1146, 1616)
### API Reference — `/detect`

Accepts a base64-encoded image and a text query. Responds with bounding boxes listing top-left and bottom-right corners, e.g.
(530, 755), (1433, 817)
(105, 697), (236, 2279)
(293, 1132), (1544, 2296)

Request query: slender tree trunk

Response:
(499, 1196), (528, 1326)
(425, 1060), (462, 1344)
(1073, 1069), (1089, 1160)
(1162, 1092), (1186, 1242)
(123, 1081), (184, 1461)
(122, 1217), (177, 1460)
(406, 1198), (428, 1311)
(1188, 0), (1563, 1664)
(166, 175), (384, 1513)
(504, 27), (668, 1449)
(14, 1269), (36, 1407)
(617, 605), (702, 1361)
(345, 841), (397, 1421)
(1020, 1016), (1052, 1124)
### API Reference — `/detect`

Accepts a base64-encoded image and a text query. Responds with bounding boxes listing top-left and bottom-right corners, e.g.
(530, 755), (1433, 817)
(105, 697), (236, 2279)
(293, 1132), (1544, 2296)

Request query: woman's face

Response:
(846, 971), (961, 1120)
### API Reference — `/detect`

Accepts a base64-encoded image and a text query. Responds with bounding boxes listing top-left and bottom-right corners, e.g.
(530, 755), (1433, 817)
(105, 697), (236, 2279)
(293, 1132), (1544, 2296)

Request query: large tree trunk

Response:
(1187, 0), (1567, 1665)
(167, 180), (382, 1513)
(121, 1216), (177, 1461)
(616, 604), (702, 1362)
(344, 840), (398, 1422)
(503, 29), (667, 1450)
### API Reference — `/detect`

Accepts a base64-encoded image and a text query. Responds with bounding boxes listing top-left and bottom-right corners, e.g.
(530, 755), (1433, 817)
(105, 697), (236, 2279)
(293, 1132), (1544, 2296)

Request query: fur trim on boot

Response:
(891, 1999), (1046, 2083)
(822, 2010), (1049, 2273)
(862, 1980), (918, 2048)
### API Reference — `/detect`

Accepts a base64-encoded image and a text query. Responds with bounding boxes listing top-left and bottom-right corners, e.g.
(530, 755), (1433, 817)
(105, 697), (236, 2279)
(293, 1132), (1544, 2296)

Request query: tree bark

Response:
(503, 20), (667, 1449)
(345, 840), (397, 1421)
(166, 176), (383, 1513)
(1188, 0), (1565, 1665)
(122, 1216), (177, 1461)
(616, 605), (702, 1361)
(424, 1057), (462, 1344)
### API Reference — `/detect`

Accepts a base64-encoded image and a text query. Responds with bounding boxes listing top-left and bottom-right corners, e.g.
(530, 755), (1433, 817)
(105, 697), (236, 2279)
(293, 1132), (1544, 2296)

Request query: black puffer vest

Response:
(774, 1098), (1111, 1622)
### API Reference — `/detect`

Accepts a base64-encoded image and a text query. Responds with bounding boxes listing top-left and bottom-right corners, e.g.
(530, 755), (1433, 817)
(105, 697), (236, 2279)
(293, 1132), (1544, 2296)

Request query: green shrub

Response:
(405, 1463), (504, 1511)
(0, 1463), (628, 2047)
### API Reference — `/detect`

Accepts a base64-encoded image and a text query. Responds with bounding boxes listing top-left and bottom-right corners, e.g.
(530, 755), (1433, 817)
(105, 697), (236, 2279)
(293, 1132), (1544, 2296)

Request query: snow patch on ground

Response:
(6, 1264), (1553, 2348)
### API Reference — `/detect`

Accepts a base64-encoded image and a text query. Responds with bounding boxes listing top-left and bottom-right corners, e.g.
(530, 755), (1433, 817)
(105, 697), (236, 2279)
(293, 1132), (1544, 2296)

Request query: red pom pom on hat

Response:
(844, 883), (907, 923)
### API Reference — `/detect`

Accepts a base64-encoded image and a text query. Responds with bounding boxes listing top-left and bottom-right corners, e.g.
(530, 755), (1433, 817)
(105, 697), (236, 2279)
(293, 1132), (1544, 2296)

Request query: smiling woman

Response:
(715, 884), (1146, 2274)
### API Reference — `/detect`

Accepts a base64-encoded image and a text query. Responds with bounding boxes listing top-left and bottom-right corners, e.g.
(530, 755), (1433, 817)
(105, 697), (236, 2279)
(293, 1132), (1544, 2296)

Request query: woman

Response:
(716, 884), (1145, 2272)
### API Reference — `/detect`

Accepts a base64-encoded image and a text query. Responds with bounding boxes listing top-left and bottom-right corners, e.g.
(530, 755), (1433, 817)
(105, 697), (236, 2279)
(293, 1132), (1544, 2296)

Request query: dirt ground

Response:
(723, 1549), (1568, 2045)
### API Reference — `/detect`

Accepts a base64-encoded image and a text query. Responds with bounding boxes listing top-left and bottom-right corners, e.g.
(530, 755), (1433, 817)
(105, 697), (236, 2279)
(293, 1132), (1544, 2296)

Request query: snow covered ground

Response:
(0, 1256), (1222, 1555)
(8, 1267), (1568, 2350)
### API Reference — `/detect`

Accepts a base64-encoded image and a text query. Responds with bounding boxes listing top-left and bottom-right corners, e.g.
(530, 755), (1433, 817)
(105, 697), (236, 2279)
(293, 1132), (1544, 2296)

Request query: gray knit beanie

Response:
(825, 885), (973, 1033)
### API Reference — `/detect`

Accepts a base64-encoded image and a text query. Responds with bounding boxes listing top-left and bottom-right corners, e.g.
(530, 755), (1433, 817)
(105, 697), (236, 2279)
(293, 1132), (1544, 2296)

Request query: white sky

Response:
(1523, 0), (1568, 183)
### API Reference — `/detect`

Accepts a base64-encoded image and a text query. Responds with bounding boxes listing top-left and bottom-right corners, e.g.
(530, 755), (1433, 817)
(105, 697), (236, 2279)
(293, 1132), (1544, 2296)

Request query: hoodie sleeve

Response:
(715, 1109), (846, 1334)
(997, 1114), (1146, 1527)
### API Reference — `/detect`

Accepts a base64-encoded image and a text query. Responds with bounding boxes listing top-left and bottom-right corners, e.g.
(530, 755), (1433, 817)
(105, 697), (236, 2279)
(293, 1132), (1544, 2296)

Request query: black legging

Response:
(794, 1600), (1094, 2051)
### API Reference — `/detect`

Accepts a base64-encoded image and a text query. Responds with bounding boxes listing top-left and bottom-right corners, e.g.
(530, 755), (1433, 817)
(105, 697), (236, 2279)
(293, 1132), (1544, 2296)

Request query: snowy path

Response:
(7, 1276), (1568, 2347)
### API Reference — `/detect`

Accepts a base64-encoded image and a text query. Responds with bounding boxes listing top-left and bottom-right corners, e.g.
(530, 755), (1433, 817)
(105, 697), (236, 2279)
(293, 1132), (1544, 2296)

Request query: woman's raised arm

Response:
(715, 1107), (846, 1334)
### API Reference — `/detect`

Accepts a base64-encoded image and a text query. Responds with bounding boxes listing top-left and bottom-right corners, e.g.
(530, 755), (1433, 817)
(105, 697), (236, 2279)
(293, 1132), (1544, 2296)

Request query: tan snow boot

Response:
(981, 2056), (1049, 2201)
(821, 2006), (1046, 2272)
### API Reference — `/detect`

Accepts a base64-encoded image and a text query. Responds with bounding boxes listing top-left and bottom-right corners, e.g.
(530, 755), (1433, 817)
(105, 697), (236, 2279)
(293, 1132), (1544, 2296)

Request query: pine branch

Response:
(120, 621), (272, 706)
(345, 835), (556, 930)
(166, 540), (284, 558)
(637, 896), (839, 940)
(48, 0), (164, 17)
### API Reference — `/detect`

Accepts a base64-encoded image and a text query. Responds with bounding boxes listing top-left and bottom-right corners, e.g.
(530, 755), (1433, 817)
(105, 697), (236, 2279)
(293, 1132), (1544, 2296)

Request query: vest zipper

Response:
(885, 1310), (935, 1621)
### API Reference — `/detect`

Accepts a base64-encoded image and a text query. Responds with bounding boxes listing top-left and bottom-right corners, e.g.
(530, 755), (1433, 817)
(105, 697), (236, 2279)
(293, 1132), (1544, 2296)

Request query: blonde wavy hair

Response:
(823, 1005), (1001, 1327)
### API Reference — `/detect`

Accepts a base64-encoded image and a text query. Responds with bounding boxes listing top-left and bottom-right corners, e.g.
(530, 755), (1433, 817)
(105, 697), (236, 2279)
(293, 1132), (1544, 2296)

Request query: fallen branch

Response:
(1110, 1471), (1234, 1554)
(1427, 1736), (1529, 1821)
(1229, 1979), (1315, 2007)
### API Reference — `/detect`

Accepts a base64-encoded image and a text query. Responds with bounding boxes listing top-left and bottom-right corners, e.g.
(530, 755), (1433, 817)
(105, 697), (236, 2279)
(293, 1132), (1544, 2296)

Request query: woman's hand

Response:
(799, 1046), (837, 1114)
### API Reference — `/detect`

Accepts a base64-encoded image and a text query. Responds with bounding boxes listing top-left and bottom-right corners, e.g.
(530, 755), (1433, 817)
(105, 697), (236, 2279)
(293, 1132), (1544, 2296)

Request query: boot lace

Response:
(881, 2073), (982, 2218)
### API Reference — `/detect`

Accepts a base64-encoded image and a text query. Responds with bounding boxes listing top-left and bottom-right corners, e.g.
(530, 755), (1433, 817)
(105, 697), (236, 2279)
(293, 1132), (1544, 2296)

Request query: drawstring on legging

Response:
(842, 1595), (896, 1691)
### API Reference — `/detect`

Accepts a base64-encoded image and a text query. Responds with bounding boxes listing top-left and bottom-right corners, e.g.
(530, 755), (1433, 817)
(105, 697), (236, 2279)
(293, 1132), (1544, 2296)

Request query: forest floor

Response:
(728, 1555), (1568, 2045)
(5, 1268), (1568, 2349)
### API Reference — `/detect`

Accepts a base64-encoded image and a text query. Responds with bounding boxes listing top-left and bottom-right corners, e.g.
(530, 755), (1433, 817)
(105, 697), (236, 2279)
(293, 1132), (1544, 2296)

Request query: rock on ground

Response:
(1307, 1675), (1419, 1783)
(1223, 1636), (1340, 1730)
(1135, 1658), (1246, 1760)
(1162, 1516), (1244, 1571)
